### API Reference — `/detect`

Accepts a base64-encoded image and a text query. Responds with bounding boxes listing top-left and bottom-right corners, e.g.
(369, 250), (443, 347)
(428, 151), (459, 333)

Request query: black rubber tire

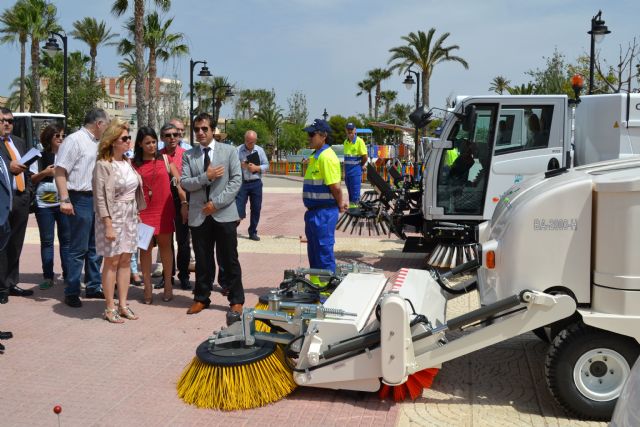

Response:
(545, 322), (640, 421)
(532, 327), (551, 343)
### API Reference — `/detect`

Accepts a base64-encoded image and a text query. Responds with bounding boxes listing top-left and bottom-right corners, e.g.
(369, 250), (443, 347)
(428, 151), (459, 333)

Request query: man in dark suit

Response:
(0, 136), (14, 351)
(0, 107), (34, 300)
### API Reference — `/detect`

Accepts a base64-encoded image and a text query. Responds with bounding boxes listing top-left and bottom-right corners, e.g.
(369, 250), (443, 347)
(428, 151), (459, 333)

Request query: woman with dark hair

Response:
(133, 126), (186, 304)
(30, 124), (70, 290)
(93, 119), (145, 323)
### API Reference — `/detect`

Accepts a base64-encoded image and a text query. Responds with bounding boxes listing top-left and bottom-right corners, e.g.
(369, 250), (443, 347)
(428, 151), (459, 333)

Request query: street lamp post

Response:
(322, 108), (329, 121)
(588, 10), (611, 95)
(43, 31), (68, 130)
(403, 67), (421, 162)
(211, 84), (233, 126)
(189, 58), (212, 143)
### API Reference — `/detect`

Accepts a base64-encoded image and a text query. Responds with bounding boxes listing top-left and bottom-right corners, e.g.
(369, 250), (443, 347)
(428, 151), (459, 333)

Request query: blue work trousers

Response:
(304, 207), (339, 274)
(64, 192), (102, 296)
(345, 169), (362, 204)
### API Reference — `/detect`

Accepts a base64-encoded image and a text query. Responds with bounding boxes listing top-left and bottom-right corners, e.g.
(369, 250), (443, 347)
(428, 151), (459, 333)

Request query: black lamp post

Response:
(189, 58), (212, 142)
(322, 108), (329, 121)
(211, 84), (233, 125)
(588, 10), (611, 95)
(43, 31), (68, 130)
(403, 67), (421, 162)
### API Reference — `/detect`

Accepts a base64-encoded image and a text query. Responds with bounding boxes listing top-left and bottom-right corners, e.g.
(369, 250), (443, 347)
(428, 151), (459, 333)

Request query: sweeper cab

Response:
(392, 93), (640, 268)
(179, 158), (640, 421)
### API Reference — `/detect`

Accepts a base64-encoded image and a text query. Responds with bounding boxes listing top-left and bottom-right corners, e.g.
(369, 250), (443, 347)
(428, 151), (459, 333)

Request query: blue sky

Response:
(1, 0), (638, 121)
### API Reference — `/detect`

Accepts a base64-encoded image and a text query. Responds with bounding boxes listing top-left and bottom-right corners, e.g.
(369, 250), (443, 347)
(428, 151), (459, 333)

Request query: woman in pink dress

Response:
(133, 127), (186, 304)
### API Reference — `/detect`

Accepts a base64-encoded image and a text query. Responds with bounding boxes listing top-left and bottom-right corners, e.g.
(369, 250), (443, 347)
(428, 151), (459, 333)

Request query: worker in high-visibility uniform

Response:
(302, 119), (348, 285)
(343, 123), (368, 208)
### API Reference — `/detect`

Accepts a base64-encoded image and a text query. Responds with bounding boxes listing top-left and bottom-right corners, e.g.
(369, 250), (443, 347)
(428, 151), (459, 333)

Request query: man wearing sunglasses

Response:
(159, 122), (192, 290)
(55, 108), (109, 308)
(302, 119), (347, 288)
(157, 118), (191, 151)
(180, 113), (244, 324)
(0, 107), (35, 300)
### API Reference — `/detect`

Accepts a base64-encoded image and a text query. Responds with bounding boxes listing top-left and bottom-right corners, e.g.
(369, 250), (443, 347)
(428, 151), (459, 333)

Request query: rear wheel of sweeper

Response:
(545, 322), (639, 421)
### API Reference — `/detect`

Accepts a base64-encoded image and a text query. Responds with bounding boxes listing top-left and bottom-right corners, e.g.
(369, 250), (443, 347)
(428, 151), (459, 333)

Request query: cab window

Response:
(495, 105), (554, 155)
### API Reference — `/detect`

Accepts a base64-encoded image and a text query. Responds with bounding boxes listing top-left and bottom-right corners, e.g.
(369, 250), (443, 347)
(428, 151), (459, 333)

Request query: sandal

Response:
(162, 291), (173, 302)
(104, 308), (124, 324)
(119, 305), (139, 320)
(130, 274), (143, 287)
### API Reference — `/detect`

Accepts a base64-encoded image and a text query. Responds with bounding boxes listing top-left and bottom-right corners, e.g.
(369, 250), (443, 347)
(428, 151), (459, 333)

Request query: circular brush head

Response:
(178, 339), (297, 410)
(257, 291), (318, 306)
(378, 368), (439, 401)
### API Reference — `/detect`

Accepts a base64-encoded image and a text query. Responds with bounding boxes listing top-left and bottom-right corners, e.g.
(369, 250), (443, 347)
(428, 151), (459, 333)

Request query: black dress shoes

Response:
(64, 295), (82, 307)
(249, 234), (260, 241)
(85, 290), (105, 299)
(0, 293), (8, 304)
(0, 331), (13, 340)
(9, 285), (34, 297)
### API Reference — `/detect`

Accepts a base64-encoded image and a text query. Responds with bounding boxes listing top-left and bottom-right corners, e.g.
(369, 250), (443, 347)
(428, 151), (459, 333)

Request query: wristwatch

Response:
(60, 197), (71, 204)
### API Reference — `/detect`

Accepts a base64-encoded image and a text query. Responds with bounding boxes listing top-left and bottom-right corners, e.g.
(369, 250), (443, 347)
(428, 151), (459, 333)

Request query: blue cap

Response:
(303, 119), (331, 134)
(345, 122), (356, 130)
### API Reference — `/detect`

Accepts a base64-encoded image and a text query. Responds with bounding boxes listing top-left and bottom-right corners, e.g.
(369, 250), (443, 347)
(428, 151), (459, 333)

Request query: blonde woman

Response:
(92, 119), (146, 323)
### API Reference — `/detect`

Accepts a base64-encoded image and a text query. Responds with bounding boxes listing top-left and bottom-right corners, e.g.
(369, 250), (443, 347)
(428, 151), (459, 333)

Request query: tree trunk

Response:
(147, 48), (157, 130)
(422, 72), (430, 109)
(374, 84), (381, 119)
(30, 38), (41, 112)
(367, 91), (372, 118)
(19, 40), (26, 112)
(89, 47), (97, 84)
(134, 0), (147, 127)
(214, 99), (223, 128)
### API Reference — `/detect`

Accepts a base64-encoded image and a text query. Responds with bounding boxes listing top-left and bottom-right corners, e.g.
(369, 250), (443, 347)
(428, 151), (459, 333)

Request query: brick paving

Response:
(0, 175), (606, 426)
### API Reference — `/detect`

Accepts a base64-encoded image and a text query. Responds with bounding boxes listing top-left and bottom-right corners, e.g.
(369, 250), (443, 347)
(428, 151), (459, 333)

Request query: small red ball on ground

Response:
(53, 405), (62, 414)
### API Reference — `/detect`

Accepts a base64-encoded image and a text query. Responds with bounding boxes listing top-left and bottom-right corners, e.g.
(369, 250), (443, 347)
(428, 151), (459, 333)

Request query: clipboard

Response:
(137, 223), (155, 250)
(19, 147), (42, 167)
(246, 151), (260, 166)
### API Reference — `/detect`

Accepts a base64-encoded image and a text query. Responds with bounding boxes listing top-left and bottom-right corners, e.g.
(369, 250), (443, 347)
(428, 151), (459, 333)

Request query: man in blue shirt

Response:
(236, 130), (269, 241)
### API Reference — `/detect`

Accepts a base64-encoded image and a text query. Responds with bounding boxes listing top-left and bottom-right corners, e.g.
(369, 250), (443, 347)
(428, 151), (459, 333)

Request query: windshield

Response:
(436, 104), (497, 216)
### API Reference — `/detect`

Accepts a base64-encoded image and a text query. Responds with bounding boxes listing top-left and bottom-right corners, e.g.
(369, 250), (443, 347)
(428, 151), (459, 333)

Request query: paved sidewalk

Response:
(0, 176), (605, 426)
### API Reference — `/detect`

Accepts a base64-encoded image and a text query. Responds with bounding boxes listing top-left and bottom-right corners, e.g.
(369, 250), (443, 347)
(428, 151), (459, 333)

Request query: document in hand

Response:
(137, 223), (155, 250)
(246, 151), (260, 166)
(19, 147), (42, 167)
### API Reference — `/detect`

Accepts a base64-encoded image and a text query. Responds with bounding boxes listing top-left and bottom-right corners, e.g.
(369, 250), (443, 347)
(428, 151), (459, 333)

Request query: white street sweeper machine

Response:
(179, 157), (640, 421)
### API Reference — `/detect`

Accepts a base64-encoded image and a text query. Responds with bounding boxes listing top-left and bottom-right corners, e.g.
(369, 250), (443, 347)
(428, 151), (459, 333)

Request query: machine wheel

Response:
(545, 322), (639, 420)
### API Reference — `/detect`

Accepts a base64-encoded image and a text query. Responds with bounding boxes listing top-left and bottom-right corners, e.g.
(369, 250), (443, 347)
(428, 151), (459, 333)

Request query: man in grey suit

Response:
(180, 113), (245, 324)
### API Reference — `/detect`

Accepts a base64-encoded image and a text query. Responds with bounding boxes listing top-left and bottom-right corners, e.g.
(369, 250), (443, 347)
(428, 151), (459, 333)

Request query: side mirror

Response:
(462, 105), (477, 132)
(409, 106), (433, 129)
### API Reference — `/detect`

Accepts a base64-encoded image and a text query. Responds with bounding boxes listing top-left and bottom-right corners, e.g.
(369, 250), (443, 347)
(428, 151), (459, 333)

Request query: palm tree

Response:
(255, 101), (283, 147)
(21, 0), (59, 113)
(380, 90), (397, 116)
(388, 28), (469, 108)
(6, 75), (34, 111)
(117, 52), (146, 91)
(193, 80), (210, 115)
(119, 11), (188, 129)
(234, 89), (256, 119)
(111, 0), (171, 127)
(0, 1), (30, 112)
(489, 76), (511, 94)
(356, 79), (375, 117)
(70, 17), (119, 84)
(367, 68), (392, 118)
(211, 76), (233, 127)
(507, 83), (536, 95)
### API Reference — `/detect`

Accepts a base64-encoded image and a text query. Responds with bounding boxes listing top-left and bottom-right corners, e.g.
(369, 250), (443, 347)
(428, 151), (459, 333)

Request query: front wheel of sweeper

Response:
(545, 322), (639, 421)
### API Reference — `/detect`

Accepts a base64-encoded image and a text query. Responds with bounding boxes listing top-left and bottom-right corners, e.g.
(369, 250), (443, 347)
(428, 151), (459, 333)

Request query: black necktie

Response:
(203, 147), (211, 199)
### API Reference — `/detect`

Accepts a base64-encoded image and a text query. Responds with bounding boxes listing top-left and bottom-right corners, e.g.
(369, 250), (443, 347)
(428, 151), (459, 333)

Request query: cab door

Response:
(485, 97), (567, 217)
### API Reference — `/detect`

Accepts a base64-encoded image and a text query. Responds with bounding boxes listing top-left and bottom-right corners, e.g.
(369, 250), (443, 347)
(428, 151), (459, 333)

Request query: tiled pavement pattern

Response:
(1, 175), (605, 426)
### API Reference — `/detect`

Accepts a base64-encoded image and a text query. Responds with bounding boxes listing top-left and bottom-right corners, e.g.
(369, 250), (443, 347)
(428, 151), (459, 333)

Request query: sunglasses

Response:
(2, 118), (13, 124)
(193, 126), (209, 133)
(54, 133), (65, 139)
(163, 132), (180, 138)
(119, 136), (132, 142)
